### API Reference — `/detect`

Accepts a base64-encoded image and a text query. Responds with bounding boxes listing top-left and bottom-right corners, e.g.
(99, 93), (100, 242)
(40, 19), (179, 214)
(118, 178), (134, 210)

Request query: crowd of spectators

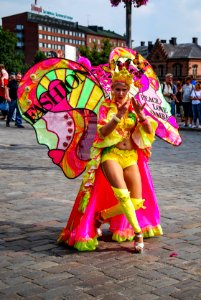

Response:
(0, 64), (24, 128)
(162, 74), (201, 129)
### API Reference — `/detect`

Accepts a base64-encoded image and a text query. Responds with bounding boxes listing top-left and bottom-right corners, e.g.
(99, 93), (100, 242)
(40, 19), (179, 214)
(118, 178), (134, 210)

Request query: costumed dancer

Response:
(58, 66), (162, 252)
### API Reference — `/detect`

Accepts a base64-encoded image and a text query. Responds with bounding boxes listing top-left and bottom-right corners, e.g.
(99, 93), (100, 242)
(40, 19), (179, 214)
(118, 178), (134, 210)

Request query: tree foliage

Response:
(34, 50), (47, 64)
(79, 39), (112, 66)
(0, 27), (27, 74)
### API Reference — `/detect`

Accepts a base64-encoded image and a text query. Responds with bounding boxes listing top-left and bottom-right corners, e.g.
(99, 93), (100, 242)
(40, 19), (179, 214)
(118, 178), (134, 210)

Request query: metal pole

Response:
(126, 2), (132, 48)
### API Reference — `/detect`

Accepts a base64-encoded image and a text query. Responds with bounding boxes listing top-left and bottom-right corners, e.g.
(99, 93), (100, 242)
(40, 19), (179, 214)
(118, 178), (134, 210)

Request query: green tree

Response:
(34, 50), (47, 64)
(79, 39), (112, 66)
(99, 39), (112, 64)
(90, 42), (100, 66)
(0, 27), (27, 73)
(79, 43), (100, 66)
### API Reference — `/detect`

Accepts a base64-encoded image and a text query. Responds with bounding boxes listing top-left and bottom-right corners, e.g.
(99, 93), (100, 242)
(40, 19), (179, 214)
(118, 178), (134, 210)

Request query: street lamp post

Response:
(126, 1), (132, 48)
(110, 1), (149, 49)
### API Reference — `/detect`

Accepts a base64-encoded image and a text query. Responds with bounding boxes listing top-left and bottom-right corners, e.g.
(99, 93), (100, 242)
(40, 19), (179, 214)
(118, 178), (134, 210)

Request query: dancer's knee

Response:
(111, 186), (130, 203)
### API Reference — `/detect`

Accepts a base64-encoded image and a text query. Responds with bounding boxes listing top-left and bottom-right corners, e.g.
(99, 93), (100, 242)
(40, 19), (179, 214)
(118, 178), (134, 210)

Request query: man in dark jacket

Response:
(6, 72), (24, 128)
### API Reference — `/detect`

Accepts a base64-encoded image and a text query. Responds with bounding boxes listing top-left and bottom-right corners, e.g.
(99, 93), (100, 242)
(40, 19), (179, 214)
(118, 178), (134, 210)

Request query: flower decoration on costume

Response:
(112, 67), (134, 87)
(110, 0), (149, 7)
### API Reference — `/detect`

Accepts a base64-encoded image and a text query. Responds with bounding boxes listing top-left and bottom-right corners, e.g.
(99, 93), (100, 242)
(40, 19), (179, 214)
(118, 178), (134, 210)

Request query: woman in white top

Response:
(190, 82), (201, 128)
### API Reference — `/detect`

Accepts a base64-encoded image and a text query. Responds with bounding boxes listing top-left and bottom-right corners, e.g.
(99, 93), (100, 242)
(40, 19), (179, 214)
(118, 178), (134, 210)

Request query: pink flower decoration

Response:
(169, 252), (178, 257)
(110, 0), (149, 7)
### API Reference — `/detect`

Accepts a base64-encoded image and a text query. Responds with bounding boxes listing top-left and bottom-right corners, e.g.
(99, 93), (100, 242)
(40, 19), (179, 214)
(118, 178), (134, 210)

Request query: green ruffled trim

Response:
(112, 232), (134, 243)
(78, 191), (90, 213)
(143, 224), (163, 238)
(74, 237), (99, 251)
(112, 224), (163, 243)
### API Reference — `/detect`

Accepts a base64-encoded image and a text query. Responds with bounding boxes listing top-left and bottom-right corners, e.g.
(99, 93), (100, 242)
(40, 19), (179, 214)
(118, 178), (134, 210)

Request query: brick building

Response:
(2, 12), (126, 65)
(135, 37), (201, 82)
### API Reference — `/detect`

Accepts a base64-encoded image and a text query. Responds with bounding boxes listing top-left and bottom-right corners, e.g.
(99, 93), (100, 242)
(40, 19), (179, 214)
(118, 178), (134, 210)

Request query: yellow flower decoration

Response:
(112, 67), (134, 87)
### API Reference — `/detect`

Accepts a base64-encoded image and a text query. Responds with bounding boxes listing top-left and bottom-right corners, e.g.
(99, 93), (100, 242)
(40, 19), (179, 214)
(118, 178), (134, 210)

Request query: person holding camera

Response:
(161, 73), (178, 116)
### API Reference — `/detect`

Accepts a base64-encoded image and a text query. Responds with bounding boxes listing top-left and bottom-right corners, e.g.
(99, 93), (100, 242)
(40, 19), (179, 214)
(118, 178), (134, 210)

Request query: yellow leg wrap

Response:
(131, 198), (146, 210)
(101, 197), (145, 220)
(111, 187), (141, 233)
(101, 204), (122, 220)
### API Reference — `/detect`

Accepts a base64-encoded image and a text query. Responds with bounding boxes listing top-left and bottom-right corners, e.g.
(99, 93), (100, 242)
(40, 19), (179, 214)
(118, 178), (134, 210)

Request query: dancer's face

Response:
(112, 82), (129, 103)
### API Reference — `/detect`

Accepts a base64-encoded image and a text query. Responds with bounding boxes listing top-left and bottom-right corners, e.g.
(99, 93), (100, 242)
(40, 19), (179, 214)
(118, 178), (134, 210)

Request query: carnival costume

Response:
(17, 47), (182, 251)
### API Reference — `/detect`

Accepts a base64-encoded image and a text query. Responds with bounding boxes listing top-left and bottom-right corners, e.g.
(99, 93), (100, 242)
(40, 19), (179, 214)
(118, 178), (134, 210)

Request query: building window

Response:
(16, 41), (24, 48)
(16, 32), (23, 39)
(16, 24), (24, 30)
(173, 64), (182, 77)
(192, 65), (198, 77)
(38, 25), (43, 30)
(158, 65), (165, 77)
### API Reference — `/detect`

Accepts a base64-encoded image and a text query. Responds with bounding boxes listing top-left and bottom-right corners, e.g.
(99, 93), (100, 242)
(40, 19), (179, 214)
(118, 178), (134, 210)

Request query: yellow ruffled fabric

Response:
(112, 224), (163, 243)
(132, 117), (158, 150)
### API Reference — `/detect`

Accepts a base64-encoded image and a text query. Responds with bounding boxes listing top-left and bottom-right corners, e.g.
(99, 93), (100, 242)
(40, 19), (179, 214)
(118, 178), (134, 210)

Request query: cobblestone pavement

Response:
(0, 119), (201, 300)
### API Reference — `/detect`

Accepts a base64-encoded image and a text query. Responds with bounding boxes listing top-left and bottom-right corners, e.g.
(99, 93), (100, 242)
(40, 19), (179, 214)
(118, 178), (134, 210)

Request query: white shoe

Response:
(188, 124), (192, 128)
(192, 125), (196, 128)
(198, 125), (201, 129)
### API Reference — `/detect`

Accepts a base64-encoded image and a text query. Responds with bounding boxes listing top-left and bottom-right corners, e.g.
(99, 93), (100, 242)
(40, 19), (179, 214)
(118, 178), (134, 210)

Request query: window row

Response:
(88, 37), (125, 47)
(39, 43), (65, 50)
(38, 25), (85, 37)
(153, 64), (198, 77)
(39, 39), (85, 48)
(38, 34), (84, 44)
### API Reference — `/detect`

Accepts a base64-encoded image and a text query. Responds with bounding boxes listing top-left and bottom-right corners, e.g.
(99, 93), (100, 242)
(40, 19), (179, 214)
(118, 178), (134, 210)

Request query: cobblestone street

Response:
(0, 120), (201, 300)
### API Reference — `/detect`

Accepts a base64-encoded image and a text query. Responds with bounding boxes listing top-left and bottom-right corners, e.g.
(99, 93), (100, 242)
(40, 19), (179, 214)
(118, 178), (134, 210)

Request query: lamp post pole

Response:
(126, 1), (132, 48)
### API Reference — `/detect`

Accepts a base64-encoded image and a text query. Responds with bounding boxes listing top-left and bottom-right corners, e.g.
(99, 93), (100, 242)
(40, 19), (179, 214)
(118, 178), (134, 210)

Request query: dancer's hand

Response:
(116, 99), (131, 118)
(131, 97), (146, 115)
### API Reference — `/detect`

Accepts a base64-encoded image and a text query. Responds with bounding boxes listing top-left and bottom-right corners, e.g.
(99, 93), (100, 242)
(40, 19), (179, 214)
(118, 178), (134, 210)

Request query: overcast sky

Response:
(0, 0), (200, 47)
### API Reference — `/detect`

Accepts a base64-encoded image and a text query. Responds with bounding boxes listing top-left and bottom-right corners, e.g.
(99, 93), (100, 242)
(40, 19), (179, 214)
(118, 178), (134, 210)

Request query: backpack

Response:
(162, 82), (176, 94)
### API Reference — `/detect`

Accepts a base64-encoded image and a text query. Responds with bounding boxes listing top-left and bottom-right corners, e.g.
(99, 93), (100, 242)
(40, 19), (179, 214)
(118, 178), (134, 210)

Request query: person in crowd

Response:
(161, 73), (178, 116)
(190, 75), (197, 86)
(190, 82), (201, 128)
(0, 64), (9, 88)
(0, 71), (9, 120)
(6, 72), (24, 128)
(182, 76), (193, 128)
(175, 81), (184, 122)
(58, 67), (160, 253)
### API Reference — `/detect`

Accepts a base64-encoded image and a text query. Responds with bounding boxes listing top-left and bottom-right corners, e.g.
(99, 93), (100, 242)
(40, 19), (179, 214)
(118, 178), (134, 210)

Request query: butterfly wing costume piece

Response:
(18, 58), (105, 179)
(18, 49), (182, 251)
